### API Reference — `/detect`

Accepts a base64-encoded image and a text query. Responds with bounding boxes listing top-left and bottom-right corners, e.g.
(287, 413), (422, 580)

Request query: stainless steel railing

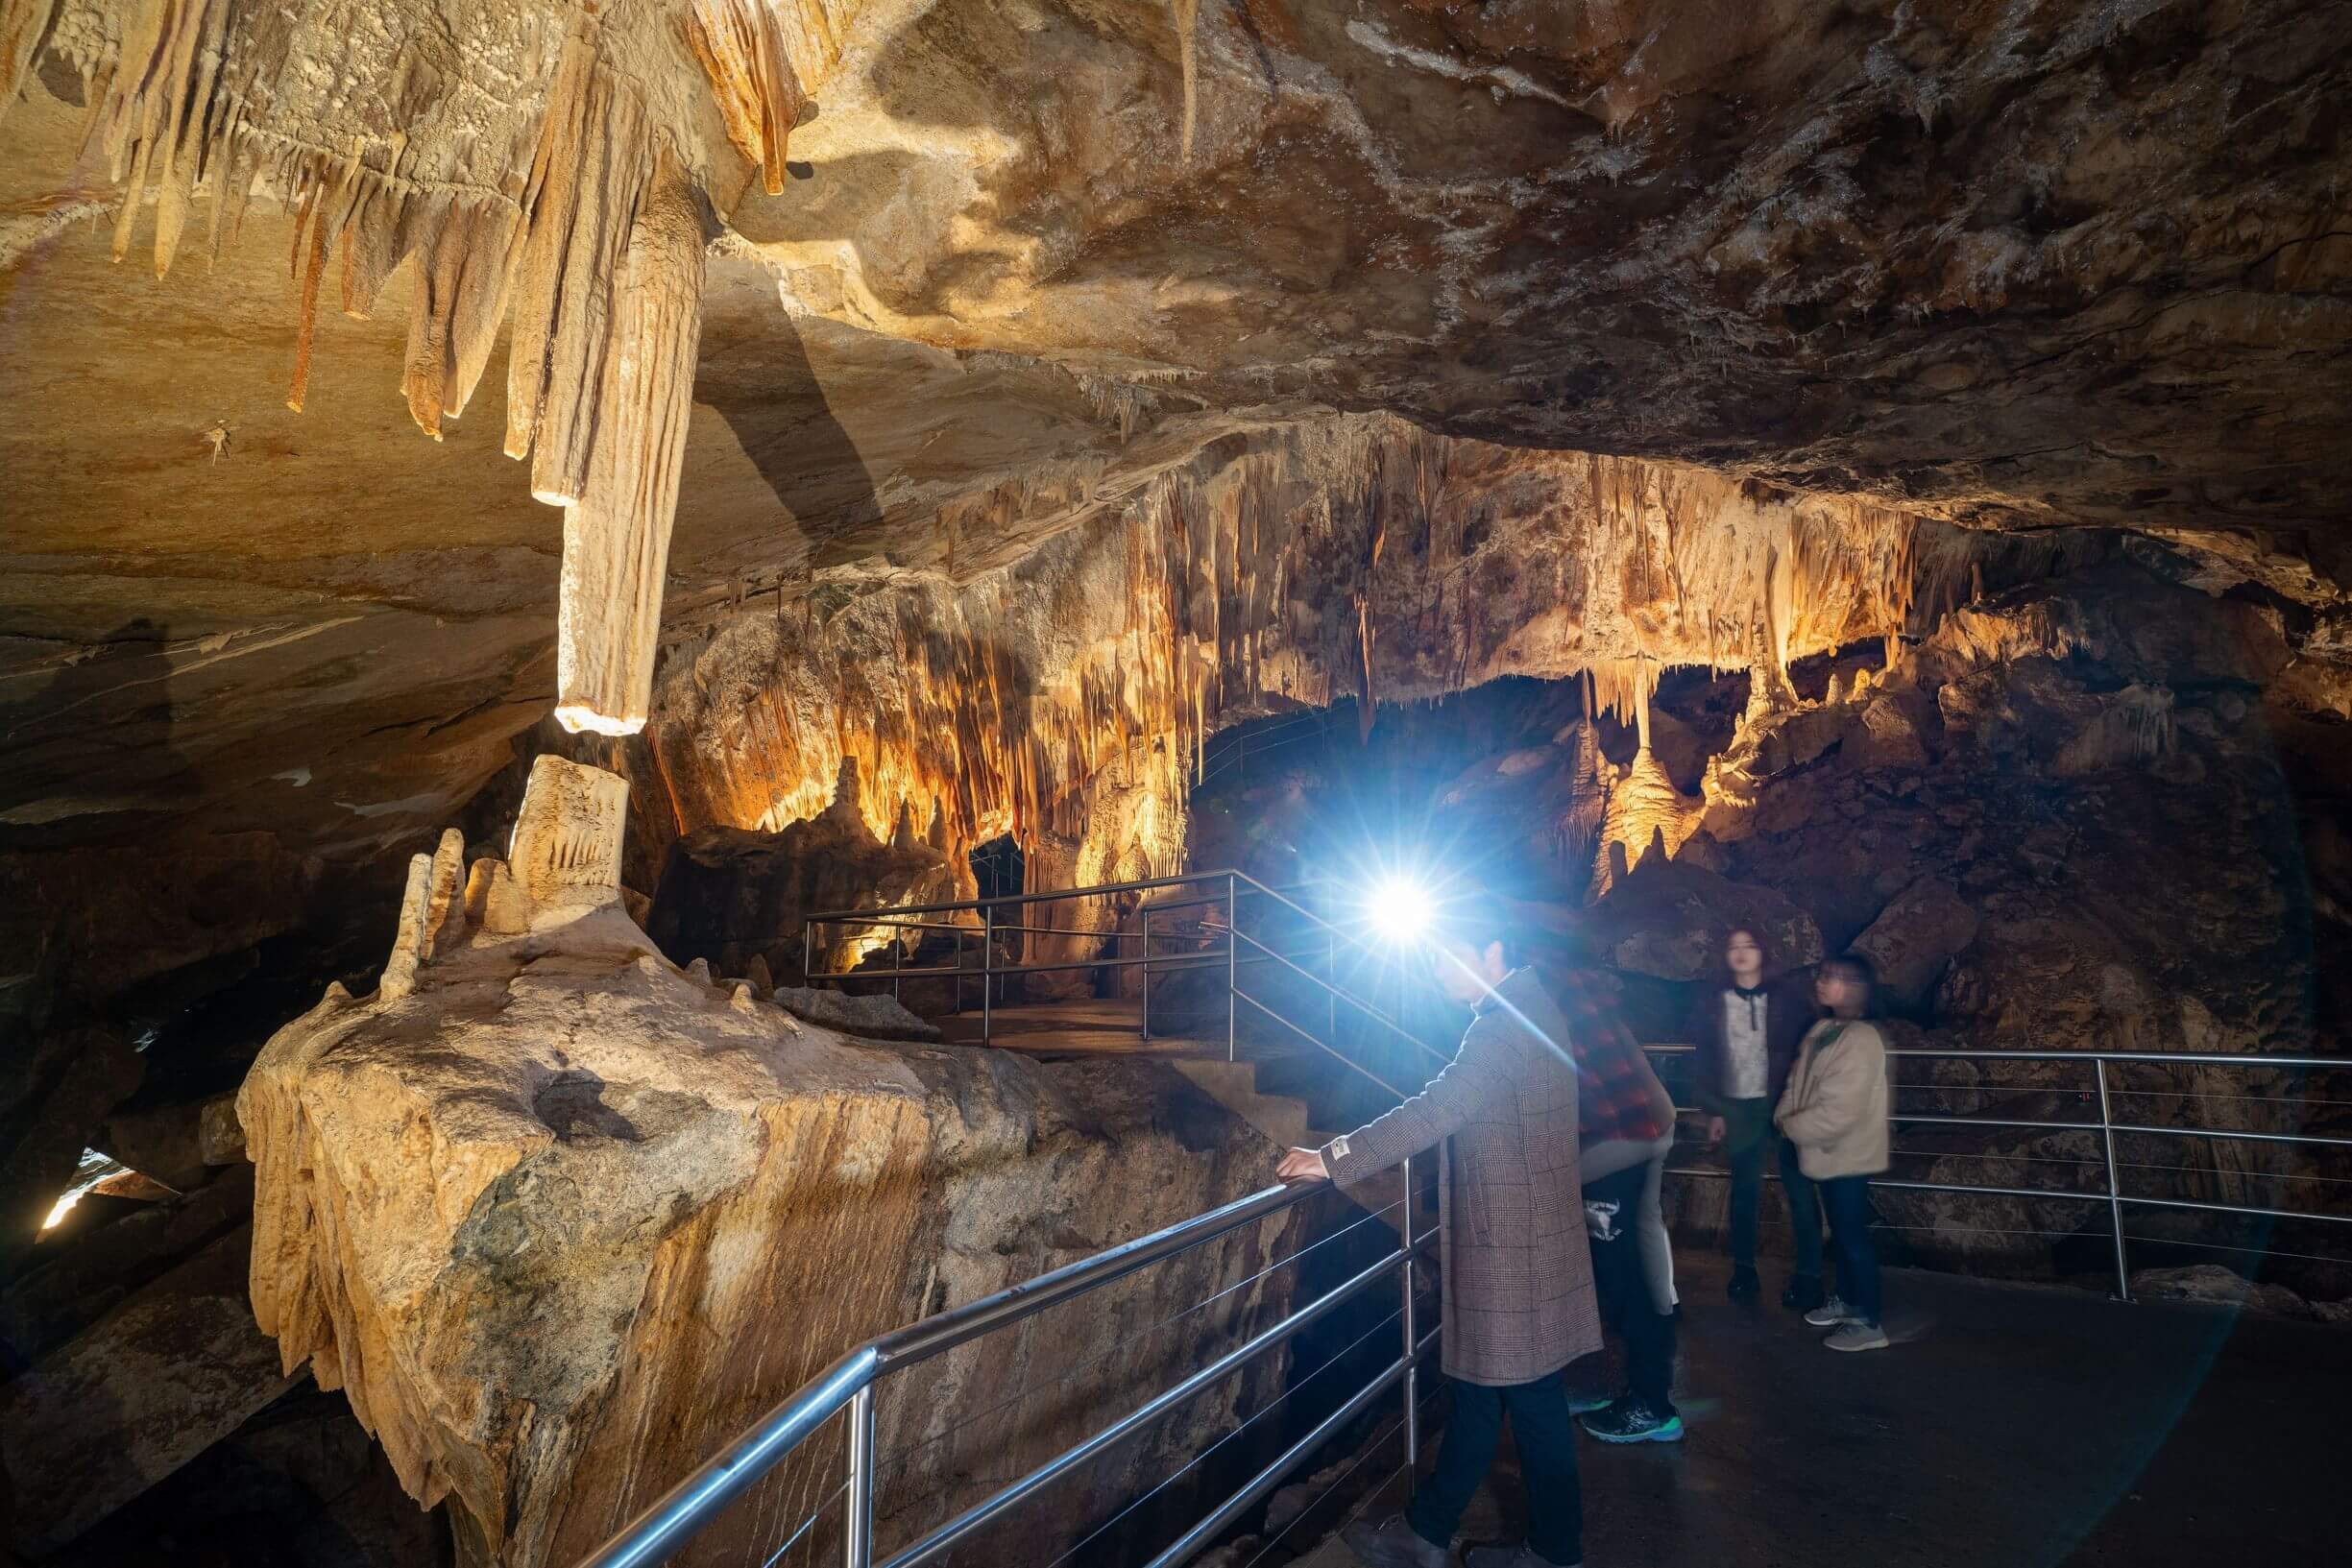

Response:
(1642, 1042), (2352, 1301)
(612, 873), (2352, 1568)
(578, 1168), (1440, 1568)
(801, 868), (1451, 1094)
(1195, 711), (1328, 788)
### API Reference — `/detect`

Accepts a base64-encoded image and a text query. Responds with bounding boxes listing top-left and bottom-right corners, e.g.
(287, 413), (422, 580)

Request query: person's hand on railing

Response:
(1275, 1147), (1330, 1185)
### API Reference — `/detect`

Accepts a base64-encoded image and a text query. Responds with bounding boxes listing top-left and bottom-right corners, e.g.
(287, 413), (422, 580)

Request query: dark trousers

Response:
(1778, 1132), (1828, 1285)
(1820, 1173), (1882, 1325)
(1584, 1162), (1676, 1412)
(1409, 1374), (1584, 1566)
(1720, 1098), (1771, 1268)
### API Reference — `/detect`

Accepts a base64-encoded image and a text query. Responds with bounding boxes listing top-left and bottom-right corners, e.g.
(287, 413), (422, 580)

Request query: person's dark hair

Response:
(1721, 925), (1776, 978)
(1820, 952), (1877, 995)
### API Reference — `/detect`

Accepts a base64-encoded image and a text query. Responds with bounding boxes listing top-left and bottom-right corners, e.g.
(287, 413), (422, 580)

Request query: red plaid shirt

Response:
(1548, 967), (1671, 1144)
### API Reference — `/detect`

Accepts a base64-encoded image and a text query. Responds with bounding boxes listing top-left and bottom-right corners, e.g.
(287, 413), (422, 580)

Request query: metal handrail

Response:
(798, 869), (1444, 1091)
(1640, 1041), (2352, 1300)
(581, 1163), (1440, 1568)
(578, 970), (2352, 1568)
(1196, 711), (1327, 786)
(579, 1180), (1327, 1568)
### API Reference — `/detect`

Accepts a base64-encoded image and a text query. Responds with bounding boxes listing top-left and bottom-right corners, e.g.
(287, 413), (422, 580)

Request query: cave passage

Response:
(8, 3), (2352, 1565)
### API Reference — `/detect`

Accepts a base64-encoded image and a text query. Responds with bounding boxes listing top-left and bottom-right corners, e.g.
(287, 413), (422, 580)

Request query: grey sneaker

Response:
(1342, 1513), (1448, 1568)
(1804, 1294), (1863, 1327)
(1467, 1545), (1582, 1568)
(1826, 1319), (1890, 1352)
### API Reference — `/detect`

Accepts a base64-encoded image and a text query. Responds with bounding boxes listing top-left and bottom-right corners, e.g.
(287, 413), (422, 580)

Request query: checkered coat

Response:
(1320, 966), (1601, 1386)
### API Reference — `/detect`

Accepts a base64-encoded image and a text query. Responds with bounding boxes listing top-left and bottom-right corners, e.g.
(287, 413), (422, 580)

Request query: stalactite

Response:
(687, 0), (808, 196)
(0, 0), (57, 112)
(1170, 0), (1200, 163)
(554, 148), (708, 736)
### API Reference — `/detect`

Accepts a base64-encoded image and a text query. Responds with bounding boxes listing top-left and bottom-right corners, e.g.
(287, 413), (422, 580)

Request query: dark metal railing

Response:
(1642, 1042), (2352, 1301)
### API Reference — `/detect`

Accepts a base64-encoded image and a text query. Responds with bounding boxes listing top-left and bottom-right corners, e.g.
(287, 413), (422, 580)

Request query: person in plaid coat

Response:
(1277, 913), (1598, 1568)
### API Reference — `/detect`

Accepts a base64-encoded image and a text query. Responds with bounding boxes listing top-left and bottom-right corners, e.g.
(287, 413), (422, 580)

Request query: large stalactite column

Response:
(554, 149), (708, 736)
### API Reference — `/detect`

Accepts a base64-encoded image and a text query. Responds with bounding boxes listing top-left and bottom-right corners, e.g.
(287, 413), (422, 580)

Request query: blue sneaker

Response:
(1580, 1397), (1685, 1444)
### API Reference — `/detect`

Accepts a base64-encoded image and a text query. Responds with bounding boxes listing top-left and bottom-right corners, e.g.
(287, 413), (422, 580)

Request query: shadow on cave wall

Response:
(0, 617), (188, 839)
(0, 618), (187, 1274)
(700, 310), (885, 572)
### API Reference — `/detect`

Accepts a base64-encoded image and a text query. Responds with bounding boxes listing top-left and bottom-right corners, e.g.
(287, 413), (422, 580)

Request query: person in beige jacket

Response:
(1774, 953), (1891, 1352)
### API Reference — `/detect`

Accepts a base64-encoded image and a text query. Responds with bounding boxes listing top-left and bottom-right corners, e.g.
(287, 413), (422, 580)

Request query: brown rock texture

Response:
(10, 0), (2352, 1037)
(237, 760), (1300, 1568)
(0, 1222), (300, 1555)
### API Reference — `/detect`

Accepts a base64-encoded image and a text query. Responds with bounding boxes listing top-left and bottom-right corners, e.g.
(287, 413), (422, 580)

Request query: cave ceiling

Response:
(4, 0), (2351, 1002)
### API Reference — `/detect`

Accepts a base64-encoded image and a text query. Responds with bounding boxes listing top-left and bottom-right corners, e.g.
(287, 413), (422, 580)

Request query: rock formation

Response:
(8, 0), (2352, 1547)
(237, 755), (1303, 1567)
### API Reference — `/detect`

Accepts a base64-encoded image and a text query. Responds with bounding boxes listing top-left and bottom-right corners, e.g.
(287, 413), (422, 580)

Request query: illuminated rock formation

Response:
(238, 757), (1302, 1568)
(632, 423), (1970, 909)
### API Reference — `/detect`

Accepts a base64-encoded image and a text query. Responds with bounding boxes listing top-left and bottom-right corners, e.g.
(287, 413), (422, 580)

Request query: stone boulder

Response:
(238, 760), (1300, 1568)
(1851, 879), (1980, 1016)
(766, 984), (943, 1042)
(2128, 1265), (2349, 1322)
(0, 1225), (300, 1555)
(1583, 857), (1824, 984)
(95, 1091), (243, 1193)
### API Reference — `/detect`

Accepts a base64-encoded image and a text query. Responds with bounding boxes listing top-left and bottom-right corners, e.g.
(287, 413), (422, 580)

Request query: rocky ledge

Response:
(239, 756), (1300, 1568)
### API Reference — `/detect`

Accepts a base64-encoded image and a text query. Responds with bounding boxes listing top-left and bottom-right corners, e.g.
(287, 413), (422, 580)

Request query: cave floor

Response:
(1295, 1253), (2340, 1568)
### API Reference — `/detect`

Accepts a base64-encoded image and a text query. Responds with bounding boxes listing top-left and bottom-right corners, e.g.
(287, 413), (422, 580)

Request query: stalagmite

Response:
(506, 754), (632, 919)
(554, 149), (707, 736)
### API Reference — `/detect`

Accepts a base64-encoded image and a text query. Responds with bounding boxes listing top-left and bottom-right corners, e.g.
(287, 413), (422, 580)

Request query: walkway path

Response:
(1296, 1253), (2340, 1567)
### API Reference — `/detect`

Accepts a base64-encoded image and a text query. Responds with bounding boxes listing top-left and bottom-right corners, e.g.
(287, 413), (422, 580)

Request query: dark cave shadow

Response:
(0, 616), (188, 836)
(700, 311), (885, 573)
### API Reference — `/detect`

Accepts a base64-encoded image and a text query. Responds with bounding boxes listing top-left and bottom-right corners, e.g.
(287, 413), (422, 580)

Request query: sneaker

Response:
(1580, 1397), (1685, 1444)
(1727, 1266), (1760, 1301)
(1781, 1273), (1824, 1313)
(1342, 1514), (1448, 1568)
(1466, 1546), (1583, 1568)
(1804, 1295), (1863, 1328)
(1826, 1320), (1890, 1352)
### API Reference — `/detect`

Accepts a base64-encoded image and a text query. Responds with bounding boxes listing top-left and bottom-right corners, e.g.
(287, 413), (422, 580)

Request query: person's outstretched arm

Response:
(1279, 1018), (1512, 1187)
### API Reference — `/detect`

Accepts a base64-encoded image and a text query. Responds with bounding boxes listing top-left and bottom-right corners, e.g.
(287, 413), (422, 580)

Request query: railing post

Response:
(892, 930), (902, 1004)
(982, 901), (993, 1046)
(803, 920), (815, 987)
(2095, 1058), (2131, 1302)
(1400, 1150), (1418, 1491)
(844, 1383), (875, 1568)
(1225, 872), (1238, 1064)
(1139, 908), (1152, 1041)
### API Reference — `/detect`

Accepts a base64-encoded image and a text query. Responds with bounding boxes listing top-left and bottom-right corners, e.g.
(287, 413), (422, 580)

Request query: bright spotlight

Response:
(1367, 876), (1433, 945)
